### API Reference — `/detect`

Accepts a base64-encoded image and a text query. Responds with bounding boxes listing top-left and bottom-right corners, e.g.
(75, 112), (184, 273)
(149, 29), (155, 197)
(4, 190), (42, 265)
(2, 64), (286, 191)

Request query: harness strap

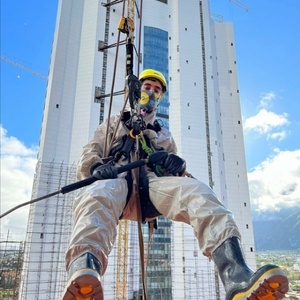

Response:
(111, 127), (162, 221)
(111, 122), (162, 300)
(131, 139), (148, 300)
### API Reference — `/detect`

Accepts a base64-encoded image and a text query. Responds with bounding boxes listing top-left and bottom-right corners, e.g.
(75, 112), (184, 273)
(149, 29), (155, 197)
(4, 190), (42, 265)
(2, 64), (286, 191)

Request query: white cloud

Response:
(248, 149), (300, 213)
(0, 125), (38, 241)
(258, 92), (276, 108)
(267, 131), (287, 141)
(244, 108), (289, 138)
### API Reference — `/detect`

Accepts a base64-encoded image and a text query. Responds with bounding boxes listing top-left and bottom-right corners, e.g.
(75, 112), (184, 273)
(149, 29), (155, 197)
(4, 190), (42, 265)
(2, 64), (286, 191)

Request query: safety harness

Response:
(109, 111), (163, 223)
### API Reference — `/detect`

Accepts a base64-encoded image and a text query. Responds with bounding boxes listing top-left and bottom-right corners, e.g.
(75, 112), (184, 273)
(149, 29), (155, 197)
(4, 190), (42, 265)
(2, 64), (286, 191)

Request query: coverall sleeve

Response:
(76, 117), (118, 180)
(157, 127), (178, 155)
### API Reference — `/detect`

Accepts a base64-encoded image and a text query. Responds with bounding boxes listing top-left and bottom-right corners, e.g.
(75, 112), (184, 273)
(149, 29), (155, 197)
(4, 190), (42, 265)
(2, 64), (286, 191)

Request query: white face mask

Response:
(140, 89), (162, 115)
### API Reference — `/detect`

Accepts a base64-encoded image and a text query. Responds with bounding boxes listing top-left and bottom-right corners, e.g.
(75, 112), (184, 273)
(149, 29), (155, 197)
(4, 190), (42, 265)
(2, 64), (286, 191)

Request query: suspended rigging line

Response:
(103, 0), (127, 157)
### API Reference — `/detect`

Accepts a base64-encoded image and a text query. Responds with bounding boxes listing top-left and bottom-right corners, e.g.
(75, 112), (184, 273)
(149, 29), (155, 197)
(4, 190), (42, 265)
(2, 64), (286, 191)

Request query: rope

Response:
(101, 1), (148, 298)
(131, 138), (148, 300)
(139, 134), (152, 156)
(137, 0), (143, 76)
(0, 191), (60, 219)
(130, 2), (148, 297)
(103, 0), (127, 157)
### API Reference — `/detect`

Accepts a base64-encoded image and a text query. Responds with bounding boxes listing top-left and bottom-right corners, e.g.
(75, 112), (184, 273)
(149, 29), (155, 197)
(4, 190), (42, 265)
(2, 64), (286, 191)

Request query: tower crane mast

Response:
(229, 0), (249, 12)
(1, 55), (48, 80)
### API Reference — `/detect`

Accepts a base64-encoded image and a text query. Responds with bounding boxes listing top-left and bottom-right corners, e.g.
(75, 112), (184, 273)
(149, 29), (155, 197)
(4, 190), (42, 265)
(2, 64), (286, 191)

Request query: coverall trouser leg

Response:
(148, 175), (241, 257)
(66, 175), (241, 272)
(65, 179), (128, 273)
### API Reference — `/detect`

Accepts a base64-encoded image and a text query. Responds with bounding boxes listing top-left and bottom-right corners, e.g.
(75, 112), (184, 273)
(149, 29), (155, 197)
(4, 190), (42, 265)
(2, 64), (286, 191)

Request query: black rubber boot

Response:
(212, 237), (289, 300)
(61, 253), (103, 300)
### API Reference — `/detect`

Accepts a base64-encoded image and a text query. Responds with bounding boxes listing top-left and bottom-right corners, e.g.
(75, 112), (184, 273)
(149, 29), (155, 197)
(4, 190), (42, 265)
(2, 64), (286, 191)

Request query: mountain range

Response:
(252, 206), (300, 251)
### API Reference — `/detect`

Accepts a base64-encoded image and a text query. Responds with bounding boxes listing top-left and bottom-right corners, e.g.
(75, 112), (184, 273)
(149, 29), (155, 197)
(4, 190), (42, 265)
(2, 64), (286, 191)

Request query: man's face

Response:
(140, 79), (163, 116)
(141, 79), (163, 95)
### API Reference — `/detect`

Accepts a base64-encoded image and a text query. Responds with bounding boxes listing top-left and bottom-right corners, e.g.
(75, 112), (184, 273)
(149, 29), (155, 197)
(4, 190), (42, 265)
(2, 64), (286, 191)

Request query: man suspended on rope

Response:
(62, 69), (288, 300)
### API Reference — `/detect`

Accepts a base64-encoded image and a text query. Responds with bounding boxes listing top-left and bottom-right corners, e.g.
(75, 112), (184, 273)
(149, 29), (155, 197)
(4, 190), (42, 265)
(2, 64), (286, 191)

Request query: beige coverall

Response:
(65, 110), (241, 274)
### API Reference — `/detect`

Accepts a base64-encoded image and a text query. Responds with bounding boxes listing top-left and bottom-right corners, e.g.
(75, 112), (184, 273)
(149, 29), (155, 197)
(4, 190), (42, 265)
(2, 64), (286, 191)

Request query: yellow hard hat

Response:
(139, 69), (167, 93)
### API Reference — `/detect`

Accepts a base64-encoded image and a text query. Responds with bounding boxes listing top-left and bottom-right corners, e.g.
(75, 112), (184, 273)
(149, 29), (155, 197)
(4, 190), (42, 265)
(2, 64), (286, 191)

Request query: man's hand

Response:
(163, 154), (186, 176)
(92, 164), (118, 180)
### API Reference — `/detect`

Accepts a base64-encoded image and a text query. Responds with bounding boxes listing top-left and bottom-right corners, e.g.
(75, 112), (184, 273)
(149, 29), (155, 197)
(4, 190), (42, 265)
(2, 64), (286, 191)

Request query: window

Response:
(144, 26), (169, 128)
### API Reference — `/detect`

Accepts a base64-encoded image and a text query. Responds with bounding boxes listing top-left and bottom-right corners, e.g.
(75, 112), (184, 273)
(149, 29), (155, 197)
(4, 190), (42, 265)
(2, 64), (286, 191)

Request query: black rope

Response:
(0, 191), (60, 219)
(0, 155), (171, 219)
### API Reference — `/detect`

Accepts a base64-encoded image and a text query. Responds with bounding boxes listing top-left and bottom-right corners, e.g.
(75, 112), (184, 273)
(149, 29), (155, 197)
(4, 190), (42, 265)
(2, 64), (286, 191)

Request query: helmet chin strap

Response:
(138, 108), (157, 127)
(140, 105), (158, 116)
(140, 108), (148, 116)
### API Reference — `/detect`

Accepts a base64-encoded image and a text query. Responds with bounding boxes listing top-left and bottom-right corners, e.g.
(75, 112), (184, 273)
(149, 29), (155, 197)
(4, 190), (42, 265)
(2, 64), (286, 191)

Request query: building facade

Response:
(19, 1), (255, 299)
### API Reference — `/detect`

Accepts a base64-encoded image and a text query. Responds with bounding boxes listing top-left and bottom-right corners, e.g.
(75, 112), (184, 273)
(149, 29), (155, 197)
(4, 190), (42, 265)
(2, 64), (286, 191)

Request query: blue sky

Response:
(1, 0), (300, 239)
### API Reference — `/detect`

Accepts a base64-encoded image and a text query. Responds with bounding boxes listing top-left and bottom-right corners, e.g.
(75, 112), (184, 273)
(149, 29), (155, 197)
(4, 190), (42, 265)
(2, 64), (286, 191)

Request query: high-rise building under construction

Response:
(19, 0), (256, 299)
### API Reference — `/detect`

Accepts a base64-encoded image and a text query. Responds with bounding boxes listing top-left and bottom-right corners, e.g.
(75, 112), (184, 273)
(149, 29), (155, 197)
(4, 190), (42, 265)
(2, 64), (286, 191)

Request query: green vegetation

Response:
(0, 246), (23, 300)
(256, 250), (300, 295)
